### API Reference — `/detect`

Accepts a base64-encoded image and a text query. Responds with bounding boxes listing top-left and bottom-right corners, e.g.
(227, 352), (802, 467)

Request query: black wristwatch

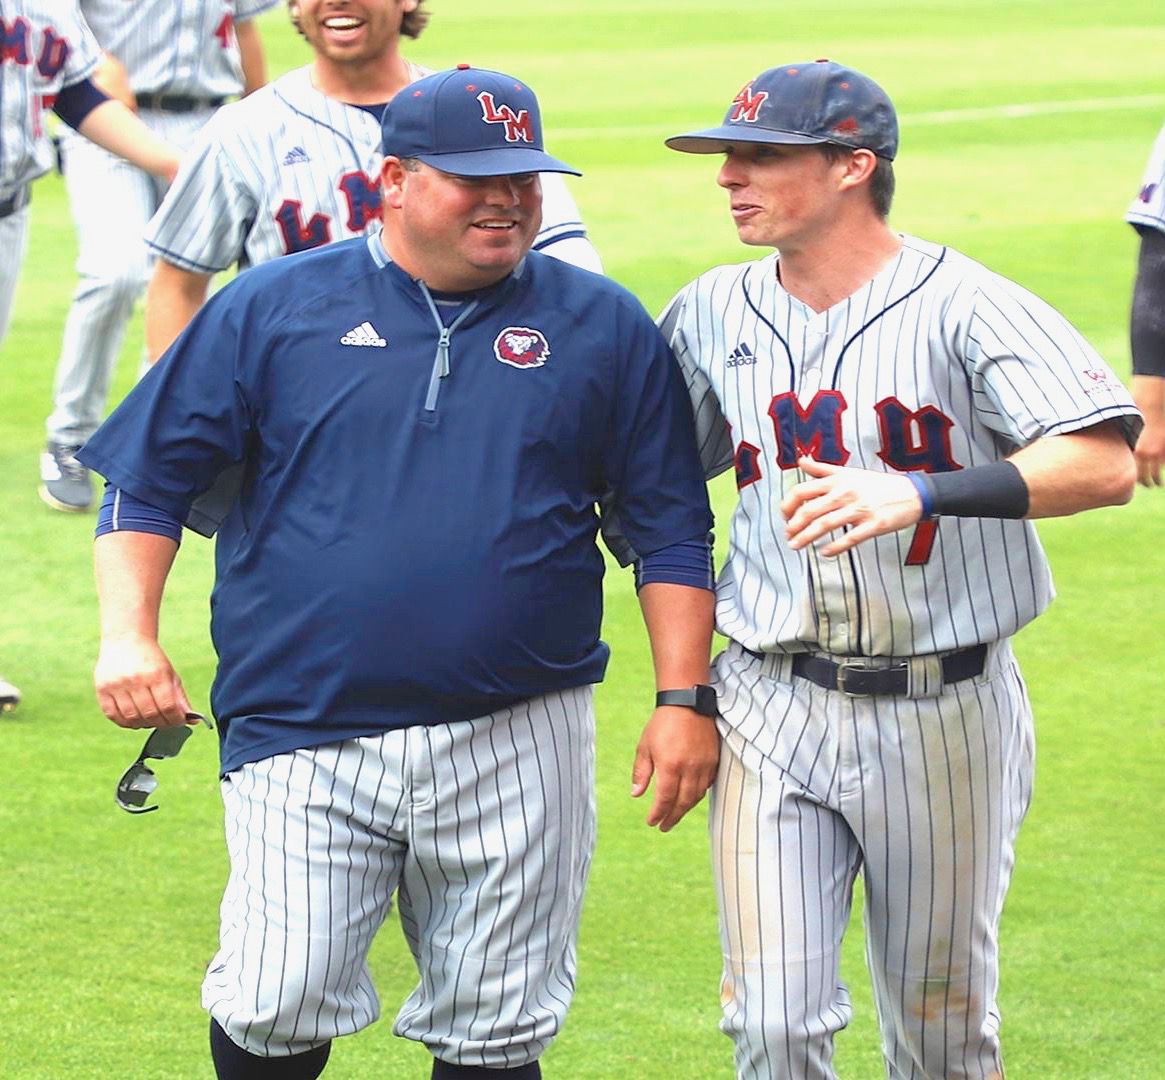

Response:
(655, 684), (718, 717)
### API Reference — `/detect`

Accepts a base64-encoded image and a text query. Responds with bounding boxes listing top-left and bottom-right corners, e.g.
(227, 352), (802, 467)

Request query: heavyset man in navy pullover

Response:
(80, 66), (717, 1080)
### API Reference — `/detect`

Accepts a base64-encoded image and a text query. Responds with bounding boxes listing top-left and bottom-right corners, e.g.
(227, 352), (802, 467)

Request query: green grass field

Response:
(2, 2), (1163, 1077)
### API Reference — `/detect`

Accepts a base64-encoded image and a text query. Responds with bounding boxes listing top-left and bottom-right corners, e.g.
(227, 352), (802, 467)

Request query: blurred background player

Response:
(1127, 119), (1165, 487)
(141, 0), (602, 367)
(38, 0), (278, 513)
(1, 0), (180, 708)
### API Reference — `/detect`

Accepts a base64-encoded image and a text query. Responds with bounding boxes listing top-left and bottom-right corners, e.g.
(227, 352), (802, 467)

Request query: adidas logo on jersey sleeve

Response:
(281, 145), (311, 166)
(340, 321), (387, 347)
(726, 342), (757, 367)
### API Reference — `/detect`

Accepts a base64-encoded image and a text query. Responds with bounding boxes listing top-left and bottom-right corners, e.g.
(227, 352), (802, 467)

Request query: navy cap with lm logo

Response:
(381, 64), (581, 177)
(667, 59), (899, 161)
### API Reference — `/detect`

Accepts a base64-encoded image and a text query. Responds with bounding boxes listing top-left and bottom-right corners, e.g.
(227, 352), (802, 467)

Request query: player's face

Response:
(717, 143), (850, 250)
(291, 0), (417, 62)
(382, 160), (543, 291)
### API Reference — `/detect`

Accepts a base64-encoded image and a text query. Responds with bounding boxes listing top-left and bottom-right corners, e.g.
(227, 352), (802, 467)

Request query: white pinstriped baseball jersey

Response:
(77, 0), (277, 98)
(0, 0), (100, 199)
(1127, 120), (1165, 234)
(662, 234), (1141, 659)
(145, 65), (592, 273)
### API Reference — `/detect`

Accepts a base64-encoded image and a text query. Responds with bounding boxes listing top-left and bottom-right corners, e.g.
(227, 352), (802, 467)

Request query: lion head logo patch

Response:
(494, 326), (550, 369)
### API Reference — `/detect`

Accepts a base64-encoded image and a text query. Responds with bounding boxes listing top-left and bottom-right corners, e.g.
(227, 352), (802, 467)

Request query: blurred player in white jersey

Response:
(1, 0), (180, 708)
(142, 0), (602, 367)
(39, 0), (278, 513)
(660, 60), (1141, 1079)
(1127, 119), (1165, 486)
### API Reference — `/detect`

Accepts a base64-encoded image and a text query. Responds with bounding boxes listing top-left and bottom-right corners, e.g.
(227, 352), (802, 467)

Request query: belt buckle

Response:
(835, 659), (876, 697)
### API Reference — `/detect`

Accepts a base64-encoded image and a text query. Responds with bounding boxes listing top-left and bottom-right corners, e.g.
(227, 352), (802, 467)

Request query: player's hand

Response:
(95, 632), (194, 729)
(782, 455), (924, 556)
(631, 706), (720, 832)
(1134, 413), (1165, 487)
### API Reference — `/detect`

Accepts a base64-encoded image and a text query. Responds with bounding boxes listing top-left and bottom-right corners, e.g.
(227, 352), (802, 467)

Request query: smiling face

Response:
(379, 158), (543, 292)
(288, 0), (418, 63)
(716, 142), (854, 252)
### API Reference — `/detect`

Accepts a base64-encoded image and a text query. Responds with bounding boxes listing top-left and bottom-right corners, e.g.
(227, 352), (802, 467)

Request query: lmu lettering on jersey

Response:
(1, 17), (71, 77)
(274, 171), (380, 255)
(741, 390), (959, 483)
(746, 391), (959, 564)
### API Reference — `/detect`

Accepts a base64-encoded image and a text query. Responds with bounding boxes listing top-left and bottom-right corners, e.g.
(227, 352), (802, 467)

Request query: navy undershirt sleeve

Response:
(96, 483), (183, 543)
(1131, 226), (1165, 377)
(53, 78), (110, 130)
(635, 533), (715, 592)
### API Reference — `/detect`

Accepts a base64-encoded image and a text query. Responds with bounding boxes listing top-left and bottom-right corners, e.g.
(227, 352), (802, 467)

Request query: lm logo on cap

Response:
(730, 82), (769, 123)
(478, 92), (533, 143)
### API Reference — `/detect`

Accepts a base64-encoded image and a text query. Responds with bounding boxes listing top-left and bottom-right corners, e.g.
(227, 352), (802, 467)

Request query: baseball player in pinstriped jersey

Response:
(660, 61), (1141, 1079)
(1126, 120), (1165, 486)
(38, 0), (278, 514)
(141, 0), (601, 367)
(81, 66), (718, 1080)
(1, 0), (181, 712)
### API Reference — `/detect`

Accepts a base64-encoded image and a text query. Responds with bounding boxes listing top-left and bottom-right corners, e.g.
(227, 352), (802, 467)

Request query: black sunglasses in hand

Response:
(115, 712), (213, 814)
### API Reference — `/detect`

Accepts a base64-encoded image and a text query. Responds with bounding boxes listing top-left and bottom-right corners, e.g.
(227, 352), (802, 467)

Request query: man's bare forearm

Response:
(145, 260), (212, 362)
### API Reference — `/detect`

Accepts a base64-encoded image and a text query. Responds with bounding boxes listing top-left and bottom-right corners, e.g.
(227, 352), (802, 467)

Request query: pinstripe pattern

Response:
(661, 236), (1140, 659)
(0, 0), (100, 198)
(145, 65), (597, 273)
(77, 0), (278, 97)
(1, 0), (99, 339)
(711, 642), (1032, 1080)
(47, 108), (210, 446)
(0, 204), (28, 341)
(205, 686), (596, 1066)
(45, 1), (277, 447)
(661, 235), (1134, 1077)
(1127, 120), (1165, 233)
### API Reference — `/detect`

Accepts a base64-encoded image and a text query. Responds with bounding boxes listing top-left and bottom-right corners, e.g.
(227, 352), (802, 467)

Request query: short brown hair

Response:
(820, 143), (895, 219)
(288, 1), (431, 41)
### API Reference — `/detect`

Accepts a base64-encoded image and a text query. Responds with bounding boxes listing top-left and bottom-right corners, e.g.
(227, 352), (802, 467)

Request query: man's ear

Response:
(381, 156), (409, 209)
(838, 148), (878, 192)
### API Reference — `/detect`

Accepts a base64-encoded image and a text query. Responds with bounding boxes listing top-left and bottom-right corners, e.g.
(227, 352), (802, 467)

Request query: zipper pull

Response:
(436, 327), (452, 379)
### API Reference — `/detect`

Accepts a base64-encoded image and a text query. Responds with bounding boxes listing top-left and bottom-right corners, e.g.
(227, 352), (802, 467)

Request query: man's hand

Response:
(1135, 413), (1165, 487)
(95, 633), (194, 729)
(1132, 376), (1165, 487)
(782, 455), (924, 556)
(631, 706), (720, 832)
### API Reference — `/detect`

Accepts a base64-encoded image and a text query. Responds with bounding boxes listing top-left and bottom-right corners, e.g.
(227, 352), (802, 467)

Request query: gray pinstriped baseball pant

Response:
(710, 641), (1033, 1080)
(205, 686), (596, 1068)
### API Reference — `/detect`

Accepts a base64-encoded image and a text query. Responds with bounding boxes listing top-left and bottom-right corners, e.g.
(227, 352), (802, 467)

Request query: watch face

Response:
(695, 684), (718, 716)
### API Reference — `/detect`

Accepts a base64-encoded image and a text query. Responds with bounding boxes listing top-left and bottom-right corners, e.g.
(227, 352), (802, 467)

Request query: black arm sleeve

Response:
(52, 78), (109, 130)
(1131, 225), (1165, 377)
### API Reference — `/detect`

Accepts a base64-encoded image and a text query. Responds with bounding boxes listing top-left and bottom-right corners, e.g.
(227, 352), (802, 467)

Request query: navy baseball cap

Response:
(381, 65), (581, 177)
(666, 59), (898, 161)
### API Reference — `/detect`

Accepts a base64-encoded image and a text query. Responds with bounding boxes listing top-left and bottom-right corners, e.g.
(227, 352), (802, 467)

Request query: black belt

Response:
(774, 644), (988, 696)
(0, 186), (30, 220)
(137, 93), (226, 113)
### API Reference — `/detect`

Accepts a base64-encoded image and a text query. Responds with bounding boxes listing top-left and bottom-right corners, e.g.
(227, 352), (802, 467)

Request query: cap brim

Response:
(665, 126), (828, 154)
(412, 147), (581, 177)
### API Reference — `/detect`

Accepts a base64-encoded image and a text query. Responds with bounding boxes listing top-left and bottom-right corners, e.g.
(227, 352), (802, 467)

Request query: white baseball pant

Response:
(710, 640), (1034, 1080)
(205, 685), (596, 1068)
(0, 203), (30, 345)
